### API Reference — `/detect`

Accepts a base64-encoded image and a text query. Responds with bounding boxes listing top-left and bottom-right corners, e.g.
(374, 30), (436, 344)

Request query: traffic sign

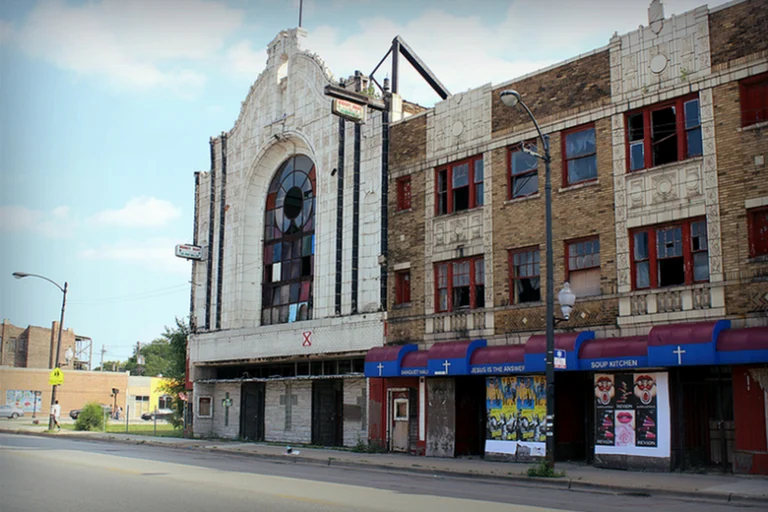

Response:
(49, 367), (64, 386)
(554, 349), (567, 369)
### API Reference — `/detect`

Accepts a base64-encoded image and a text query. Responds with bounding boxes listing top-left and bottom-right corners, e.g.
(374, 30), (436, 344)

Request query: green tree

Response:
(156, 318), (189, 429)
(93, 360), (125, 372)
(124, 338), (173, 377)
(75, 402), (106, 431)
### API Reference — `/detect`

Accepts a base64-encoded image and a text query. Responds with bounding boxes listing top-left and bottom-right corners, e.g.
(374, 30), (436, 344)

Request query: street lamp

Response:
(500, 90), (576, 470)
(13, 272), (69, 430)
(557, 282), (576, 322)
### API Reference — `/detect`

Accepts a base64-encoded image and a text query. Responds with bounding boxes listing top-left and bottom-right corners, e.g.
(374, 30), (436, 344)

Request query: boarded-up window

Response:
(567, 238), (601, 297)
(748, 207), (768, 258)
(198, 396), (212, 417)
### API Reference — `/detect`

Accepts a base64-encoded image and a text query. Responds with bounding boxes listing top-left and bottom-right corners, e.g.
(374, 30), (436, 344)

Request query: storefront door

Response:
(392, 392), (410, 452)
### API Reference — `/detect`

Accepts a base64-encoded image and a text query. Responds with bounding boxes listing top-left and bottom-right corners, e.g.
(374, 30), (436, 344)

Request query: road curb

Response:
(3, 429), (766, 506)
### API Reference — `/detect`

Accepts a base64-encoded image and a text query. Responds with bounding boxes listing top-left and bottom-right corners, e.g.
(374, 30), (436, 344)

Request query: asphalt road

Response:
(0, 434), (756, 512)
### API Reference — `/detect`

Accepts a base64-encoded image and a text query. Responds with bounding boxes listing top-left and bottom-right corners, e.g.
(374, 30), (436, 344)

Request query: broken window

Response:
(434, 257), (485, 312)
(452, 260), (471, 308)
(435, 155), (483, 215)
(509, 143), (538, 198)
(567, 238), (601, 297)
(452, 163), (470, 212)
(510, 248), (541, 303)
(626, 95), (702, 172)
(656, 226), (684, 287)
(263, 156), (315, 325)
(437, 170), (448, 215)
(630, 218), (709, 290)
(691, 220), (709, 281)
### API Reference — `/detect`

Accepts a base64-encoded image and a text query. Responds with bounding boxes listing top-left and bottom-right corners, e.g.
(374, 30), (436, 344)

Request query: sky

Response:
(0, 0), (730, 365)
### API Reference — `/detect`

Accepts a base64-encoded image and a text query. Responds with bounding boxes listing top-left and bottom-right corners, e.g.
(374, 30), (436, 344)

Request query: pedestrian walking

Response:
(51, 400), (61, 430)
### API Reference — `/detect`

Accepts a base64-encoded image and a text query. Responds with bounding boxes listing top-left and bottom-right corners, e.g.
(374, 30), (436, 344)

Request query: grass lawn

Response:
(57, 422), (182, 437)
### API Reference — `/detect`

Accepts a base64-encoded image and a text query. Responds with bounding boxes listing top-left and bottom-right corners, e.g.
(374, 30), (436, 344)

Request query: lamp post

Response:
(499, 90), (576, 470)
(13, 272), (68, 430)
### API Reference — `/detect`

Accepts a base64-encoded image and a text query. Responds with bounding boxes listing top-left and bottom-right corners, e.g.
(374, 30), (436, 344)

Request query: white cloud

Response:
(225, 40), (267, 77)
(0, 205), (76, 237)
(8, 0), (244, 94)
(304, 0), (730, 107)
(52, 206), (70, 218)
(0, 205), (43, 232)
(89, 197), (181, 228)
(79, 237), (190, 274)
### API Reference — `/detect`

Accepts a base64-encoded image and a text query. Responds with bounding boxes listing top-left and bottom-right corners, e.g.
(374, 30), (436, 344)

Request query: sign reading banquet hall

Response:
(484, 376), (546, 458)
(593, 372), (671, 459)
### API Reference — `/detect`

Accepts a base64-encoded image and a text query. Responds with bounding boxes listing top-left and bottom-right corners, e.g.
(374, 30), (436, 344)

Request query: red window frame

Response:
(740, 72), (768, 127)
(748, 206), (768, 258)
(395, 270), (411, 305)
(629, 217), (709, 290)
(562, 124), (597, 186)
(625, 94), (701, 172)
(565, 237), (601, 279)
(508, 247), (541, 304)
(507, 142), (538, 199)
(396, 176), (412, 211)
(434, 256), (484, 312)
(435, 155), (484, 215)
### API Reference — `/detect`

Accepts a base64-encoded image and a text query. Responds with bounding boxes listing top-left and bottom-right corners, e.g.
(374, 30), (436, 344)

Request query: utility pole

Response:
(100, 345), (106, 371)
(136, 341), (144, 376)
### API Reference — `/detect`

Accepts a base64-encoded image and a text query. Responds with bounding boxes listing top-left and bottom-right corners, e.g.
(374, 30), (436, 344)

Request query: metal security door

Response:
(312, 380), (342, 446)
(673, 367), (734, 472)
(240, 382), (265, 441)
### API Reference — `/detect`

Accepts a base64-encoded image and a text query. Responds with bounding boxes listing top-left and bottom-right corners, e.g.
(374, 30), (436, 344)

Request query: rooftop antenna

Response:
(298, 0), (303, 28)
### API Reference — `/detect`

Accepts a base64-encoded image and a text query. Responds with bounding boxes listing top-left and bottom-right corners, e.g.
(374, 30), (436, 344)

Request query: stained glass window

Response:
(263, 155), (315, 325)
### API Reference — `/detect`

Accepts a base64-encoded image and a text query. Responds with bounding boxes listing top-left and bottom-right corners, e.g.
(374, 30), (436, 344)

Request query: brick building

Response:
(367, 0), (768, 474)
(0, 319), (81, 369)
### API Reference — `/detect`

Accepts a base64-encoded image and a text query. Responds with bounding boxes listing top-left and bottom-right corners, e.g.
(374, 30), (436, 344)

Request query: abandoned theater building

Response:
(187, 0), (768, 474)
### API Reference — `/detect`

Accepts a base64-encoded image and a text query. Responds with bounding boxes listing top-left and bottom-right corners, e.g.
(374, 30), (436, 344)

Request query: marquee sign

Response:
(332, 99), (366, 123)
(175, 244), (205, 261)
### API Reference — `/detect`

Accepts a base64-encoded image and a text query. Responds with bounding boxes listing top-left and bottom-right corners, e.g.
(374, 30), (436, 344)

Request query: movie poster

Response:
(486, 376), (546, 444)
(634, 374), (658, 447)
(594, 374), (615, 445)
(593, 373), (659, 449)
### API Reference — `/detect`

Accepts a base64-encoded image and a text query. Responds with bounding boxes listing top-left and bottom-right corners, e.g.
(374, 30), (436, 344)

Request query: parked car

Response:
(69, 404), (112, 420)
(0, 405), (25, 419)
(141, 408), (174, 421)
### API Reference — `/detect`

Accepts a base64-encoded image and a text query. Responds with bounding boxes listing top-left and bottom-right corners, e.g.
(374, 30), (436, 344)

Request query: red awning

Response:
(470, 345), (525, 365)
(365, 345), (406, 363)
(648, 321), (725, 346)
(401, 351), (428, 368)
(579, 336), (648, 359)
(717, 327), (768, 351)
(525, 333), (584, 354)
(427, 340), (475, 359)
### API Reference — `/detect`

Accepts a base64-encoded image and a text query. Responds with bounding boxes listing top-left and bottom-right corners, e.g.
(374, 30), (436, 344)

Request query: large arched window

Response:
(262, 155), (316, 325)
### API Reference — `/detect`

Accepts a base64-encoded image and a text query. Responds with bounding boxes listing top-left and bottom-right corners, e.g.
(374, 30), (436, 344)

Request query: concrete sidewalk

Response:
(2, 420), (766, 506)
